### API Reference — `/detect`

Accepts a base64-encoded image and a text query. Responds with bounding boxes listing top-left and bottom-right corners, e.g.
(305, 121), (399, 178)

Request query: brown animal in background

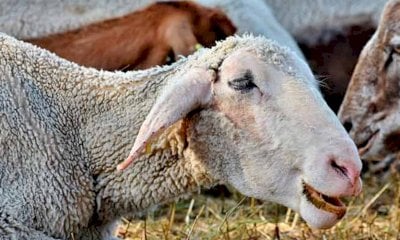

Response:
(338, 0), (400, 173)
(28, 1), (236, 70)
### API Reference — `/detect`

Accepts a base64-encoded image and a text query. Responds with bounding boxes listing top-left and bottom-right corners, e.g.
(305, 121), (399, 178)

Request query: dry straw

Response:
(117, 172), (400, 240)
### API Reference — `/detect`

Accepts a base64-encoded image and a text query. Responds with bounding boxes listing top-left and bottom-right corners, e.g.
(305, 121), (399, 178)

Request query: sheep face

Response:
(189, 50), (361, 229)
(119, 39), (362, 229)
(338, 0), (400, 163)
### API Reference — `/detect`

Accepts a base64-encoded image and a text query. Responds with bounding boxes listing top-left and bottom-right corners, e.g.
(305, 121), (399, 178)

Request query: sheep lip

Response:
(302, 181), (346, 219)
(358, 130), (379, 156)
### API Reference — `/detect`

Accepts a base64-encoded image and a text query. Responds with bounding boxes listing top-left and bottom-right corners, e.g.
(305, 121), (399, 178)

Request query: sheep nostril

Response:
(343, 120), (353, 133)
(330, 160), (348, 178)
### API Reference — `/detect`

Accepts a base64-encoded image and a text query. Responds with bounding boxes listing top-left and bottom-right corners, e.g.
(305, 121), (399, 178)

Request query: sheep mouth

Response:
(358, 130), (379, 156)
(303, 182), (346, 219)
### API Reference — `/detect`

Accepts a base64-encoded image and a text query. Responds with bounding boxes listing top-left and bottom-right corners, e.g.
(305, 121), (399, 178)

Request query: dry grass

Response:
(115, 172), (400, 240)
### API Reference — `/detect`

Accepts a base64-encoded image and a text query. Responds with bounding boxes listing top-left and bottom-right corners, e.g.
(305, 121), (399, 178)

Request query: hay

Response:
(117, 172), (400, 240)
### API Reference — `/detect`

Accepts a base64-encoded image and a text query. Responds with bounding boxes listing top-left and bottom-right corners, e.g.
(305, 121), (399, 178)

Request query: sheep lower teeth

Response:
(303, 182), (346, 219)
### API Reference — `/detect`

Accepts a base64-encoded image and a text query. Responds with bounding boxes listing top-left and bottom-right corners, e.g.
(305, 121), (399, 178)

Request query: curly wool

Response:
(0, 33), (308, 239)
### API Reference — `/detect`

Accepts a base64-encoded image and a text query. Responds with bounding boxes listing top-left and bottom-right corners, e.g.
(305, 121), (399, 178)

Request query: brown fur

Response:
(338, 0), (400, 162)
(27, 1), (236, 71)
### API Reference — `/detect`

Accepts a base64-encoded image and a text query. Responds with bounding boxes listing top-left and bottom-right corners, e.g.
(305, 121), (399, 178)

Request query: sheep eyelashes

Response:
(227, 70), (257, 93)
(117, 68), (215, 170)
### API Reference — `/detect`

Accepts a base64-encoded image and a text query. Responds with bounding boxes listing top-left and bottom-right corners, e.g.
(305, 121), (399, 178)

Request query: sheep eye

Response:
(228, 70), (257, 93)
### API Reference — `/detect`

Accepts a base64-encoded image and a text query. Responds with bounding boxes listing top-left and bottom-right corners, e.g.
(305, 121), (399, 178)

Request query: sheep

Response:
(2, 1), (390, 113)
(27, 1), (236, 71)
(0, 0), (158, 39)
(264, 0), (388, 46)
(0, 0), (304, 60)
(1, 0), (389, 59)
(194, 0), (305, 58)
(252, 0), (387, 113)
(192, 0), (389, 113)
(0, 33), (362, 239)
(195, 0), (387, 110)
(338, 0), (400, 172)
(0, 0), (386, 44)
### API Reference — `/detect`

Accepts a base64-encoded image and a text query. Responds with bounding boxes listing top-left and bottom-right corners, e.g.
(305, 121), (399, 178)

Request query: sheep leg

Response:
(0, 211), (61, 240)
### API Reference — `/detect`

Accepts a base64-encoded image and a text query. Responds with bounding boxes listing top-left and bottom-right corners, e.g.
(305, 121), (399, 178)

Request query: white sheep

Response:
(0, 33), (362, 239)
(264, 0), (388, 45)
(0, 0), (157, 39)
(1, 0), (389, 48)
(194, 0), (305, 58)
(0, 0), (304, 59)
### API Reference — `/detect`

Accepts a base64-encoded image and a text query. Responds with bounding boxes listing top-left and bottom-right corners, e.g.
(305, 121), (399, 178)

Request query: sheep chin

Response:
(299, 193), (344, 229)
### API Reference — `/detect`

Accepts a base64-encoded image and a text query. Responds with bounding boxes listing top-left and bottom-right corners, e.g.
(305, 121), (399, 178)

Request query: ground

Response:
(115, 170), (400, 240)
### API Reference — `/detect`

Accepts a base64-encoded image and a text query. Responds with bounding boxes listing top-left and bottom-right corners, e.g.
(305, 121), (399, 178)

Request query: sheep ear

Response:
(117, 68), (215, 170)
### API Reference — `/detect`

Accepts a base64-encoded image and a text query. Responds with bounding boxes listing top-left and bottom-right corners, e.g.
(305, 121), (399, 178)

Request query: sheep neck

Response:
(76, 66), (215, 223)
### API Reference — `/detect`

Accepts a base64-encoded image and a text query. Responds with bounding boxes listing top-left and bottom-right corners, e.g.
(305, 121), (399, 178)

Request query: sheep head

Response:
(338, 0), (400, 163)
(118, 36), (362, 229)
